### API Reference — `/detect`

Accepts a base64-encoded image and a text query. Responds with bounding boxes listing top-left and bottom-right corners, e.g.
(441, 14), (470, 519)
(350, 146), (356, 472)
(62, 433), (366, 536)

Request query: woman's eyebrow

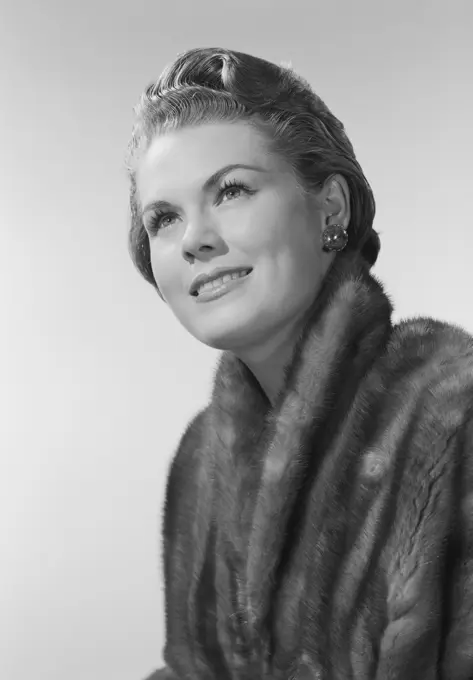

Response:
(142, 163), (267, 215)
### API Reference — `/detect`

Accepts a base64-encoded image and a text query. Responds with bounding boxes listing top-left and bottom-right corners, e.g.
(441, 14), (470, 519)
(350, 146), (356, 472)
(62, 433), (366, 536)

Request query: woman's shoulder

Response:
(385, 315), (473, 419)
(166, 405), (211, 482)
(389, 315), (473, 376)
(162, 405), (212, 540)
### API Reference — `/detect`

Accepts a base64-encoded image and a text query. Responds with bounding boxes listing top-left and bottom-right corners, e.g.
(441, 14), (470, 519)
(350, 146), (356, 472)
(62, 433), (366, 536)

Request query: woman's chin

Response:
(190, 314), (258, 352)
(177, 292), (264, 351)
(195, 326), (252, 352)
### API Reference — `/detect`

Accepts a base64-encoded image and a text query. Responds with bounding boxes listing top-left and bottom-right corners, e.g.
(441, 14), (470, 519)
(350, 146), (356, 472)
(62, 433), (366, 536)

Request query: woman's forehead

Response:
(136, 122), (288, 207)
(144, 121), (272, 168)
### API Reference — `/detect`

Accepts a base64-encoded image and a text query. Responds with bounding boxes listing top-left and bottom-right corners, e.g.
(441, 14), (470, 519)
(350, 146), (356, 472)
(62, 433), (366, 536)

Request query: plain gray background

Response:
(1, 0), (472, 678)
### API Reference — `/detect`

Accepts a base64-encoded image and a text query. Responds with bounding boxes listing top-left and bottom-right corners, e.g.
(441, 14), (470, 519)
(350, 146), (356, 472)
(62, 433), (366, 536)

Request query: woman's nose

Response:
(181, 217), (225, 261)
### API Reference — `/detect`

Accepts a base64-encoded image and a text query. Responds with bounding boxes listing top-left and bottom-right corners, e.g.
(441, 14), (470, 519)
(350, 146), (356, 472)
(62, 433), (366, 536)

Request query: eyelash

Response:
(145, 178), (254, 234)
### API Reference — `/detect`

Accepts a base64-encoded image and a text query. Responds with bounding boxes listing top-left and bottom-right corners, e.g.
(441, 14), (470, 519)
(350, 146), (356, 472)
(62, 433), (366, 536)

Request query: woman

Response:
(127, 47), (473, 680)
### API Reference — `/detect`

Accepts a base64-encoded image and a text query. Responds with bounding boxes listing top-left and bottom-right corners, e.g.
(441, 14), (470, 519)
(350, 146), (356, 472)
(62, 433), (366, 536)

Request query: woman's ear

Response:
(323, 174), (351, 228)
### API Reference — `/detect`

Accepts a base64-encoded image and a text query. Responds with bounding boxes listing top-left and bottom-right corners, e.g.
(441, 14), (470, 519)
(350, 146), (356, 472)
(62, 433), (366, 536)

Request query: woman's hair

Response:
(126, 47), (380, 294)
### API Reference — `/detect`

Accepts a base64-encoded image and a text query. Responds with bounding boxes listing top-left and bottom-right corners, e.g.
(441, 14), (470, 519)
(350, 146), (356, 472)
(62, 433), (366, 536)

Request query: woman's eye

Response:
(146, 180), (254, 235)
(146, 212), (176, 234)
(218, 179), (251, 202)
(221, 186), (242, 200)
(158, 214), (176, 229)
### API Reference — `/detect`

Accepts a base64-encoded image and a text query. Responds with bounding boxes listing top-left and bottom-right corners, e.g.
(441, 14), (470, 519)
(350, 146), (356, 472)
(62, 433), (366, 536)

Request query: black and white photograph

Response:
(2, 1), (473, 678)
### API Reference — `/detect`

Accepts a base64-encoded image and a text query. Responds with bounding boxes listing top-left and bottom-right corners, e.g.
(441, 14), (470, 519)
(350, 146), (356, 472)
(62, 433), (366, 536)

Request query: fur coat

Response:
(146, 251), (473, 680)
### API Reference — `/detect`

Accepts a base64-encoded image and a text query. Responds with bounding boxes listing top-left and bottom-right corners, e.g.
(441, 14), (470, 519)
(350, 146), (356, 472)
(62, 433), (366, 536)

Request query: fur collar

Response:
(164, 251), (473, 678)
(182, 252), (394, 668)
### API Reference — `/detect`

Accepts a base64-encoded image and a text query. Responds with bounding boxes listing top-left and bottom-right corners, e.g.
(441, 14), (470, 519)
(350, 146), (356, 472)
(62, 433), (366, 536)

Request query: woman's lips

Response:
(193, 270), (252, 303)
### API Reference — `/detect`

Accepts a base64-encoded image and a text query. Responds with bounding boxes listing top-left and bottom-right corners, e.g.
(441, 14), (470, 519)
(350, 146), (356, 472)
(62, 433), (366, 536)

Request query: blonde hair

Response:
(126, 47), (380, 293)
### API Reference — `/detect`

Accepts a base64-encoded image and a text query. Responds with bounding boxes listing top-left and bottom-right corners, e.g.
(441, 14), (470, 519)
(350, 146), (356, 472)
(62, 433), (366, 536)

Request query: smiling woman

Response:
(132, 119), (350, 391)
(126, 47), (473, 680)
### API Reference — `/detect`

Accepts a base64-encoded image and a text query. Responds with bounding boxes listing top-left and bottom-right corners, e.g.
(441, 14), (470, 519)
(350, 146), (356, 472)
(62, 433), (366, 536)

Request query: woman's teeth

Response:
(197, 270), (250, 296)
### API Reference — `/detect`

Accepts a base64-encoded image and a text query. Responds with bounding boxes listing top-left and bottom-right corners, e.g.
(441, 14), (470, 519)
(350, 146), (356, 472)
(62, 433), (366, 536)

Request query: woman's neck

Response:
(234, 313), (308, 407)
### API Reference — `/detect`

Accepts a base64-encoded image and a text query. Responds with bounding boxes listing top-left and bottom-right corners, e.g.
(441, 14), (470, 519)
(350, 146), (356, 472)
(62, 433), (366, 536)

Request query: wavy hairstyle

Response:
(126, 47), (380, 297)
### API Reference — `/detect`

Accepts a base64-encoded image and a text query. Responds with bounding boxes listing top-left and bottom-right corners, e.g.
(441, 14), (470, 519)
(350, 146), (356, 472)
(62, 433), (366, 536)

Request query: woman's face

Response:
(135, 121), (336, 352)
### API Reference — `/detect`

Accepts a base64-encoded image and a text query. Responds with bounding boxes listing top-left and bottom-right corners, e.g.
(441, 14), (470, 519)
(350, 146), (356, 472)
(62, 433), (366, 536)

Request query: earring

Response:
(322, 224), (348, 252)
